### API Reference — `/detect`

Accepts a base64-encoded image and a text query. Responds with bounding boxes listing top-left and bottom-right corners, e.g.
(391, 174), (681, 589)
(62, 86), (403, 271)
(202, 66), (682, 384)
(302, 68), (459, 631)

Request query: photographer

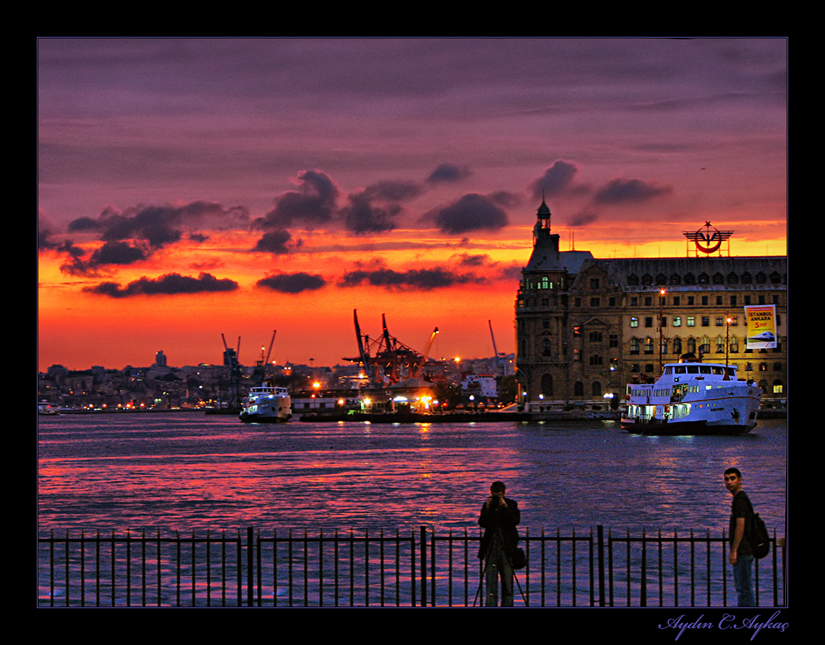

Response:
(478, 481), (521, 606)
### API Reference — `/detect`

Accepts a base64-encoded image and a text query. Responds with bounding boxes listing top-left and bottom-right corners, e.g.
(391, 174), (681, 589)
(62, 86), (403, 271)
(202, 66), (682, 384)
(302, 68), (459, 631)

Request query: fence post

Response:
(246, 527), (254, 607)
(597, 525), (605, 606)
(419, 526), (427, 607)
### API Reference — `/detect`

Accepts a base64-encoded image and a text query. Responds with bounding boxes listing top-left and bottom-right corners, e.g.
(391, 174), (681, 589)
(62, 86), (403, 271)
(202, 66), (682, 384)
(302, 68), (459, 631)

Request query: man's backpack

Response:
(746, 497), (771, 560)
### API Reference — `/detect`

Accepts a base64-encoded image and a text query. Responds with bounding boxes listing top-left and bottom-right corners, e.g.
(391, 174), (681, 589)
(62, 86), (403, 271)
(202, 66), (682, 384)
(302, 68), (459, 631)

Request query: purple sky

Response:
(38, 38), (788, 370)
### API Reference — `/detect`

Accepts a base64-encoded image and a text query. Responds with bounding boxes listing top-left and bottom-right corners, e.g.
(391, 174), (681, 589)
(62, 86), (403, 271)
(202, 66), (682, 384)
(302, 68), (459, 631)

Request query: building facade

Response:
(515, 201), (787, 411)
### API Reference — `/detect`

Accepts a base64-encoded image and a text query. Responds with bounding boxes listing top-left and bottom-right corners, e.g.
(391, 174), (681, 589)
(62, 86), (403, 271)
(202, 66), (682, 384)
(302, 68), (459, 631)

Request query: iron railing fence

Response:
(38, 526), (786, 607)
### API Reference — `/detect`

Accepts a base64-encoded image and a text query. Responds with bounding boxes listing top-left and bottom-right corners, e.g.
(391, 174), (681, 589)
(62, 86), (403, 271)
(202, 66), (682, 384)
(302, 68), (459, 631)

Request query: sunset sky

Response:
(37, 38), (787, 373)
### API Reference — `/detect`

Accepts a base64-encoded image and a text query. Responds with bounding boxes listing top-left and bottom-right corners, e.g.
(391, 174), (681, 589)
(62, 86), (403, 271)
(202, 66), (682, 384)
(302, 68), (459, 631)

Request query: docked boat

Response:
(621, 359), (761, 435)
(38, 401), (60, 415)
(239, 384), (292, 423)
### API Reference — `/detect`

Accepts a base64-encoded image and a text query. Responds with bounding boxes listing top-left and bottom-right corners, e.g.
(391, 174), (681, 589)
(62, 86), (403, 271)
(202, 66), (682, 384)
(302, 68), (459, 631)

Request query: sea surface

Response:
(37, 413), (787, 537)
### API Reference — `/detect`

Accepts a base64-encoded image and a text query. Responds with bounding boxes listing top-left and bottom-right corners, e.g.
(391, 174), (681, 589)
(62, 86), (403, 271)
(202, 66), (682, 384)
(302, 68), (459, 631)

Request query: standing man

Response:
(478, 481), (520, 606)
(724, 467), (755, 606)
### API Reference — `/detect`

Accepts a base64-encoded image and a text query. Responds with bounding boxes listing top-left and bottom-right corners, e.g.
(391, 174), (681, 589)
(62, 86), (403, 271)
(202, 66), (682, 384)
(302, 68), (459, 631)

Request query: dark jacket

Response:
(478, 496), (520, 560)
(729, 490), (754, 555)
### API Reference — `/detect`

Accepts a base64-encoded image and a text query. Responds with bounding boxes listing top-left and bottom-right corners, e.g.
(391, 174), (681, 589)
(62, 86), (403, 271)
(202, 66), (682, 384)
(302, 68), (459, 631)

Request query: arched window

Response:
(673, 337), (682, 355)
(541, 373), (553, 397)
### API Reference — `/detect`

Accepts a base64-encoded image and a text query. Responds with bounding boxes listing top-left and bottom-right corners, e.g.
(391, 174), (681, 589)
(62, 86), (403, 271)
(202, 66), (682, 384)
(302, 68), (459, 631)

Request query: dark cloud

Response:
(594, 178), (672, 204)
(90, 240), (150, 265)
(567, 210), (600, 227)
(57, 201), (249, 274)
(257, 272), (326, 293)
(488, 191), (521, 209)
(424, 193), (509, 235)
(66, 216), (100, 234)
(497, 263), (524, 283)
(70, 201), (247, 247)
(361, 179), (423, 202)
(83, 272), (239, 298)
(55, 240), (91, 276)
(450, 251), (522, 284)
(339, 266), (487, 291)
(56, 240), (151, 276)
(341, 193), (401, 235)
(426, 163), (472, 184)
(531, 160), (582, 200)
(453, 252), (492, 267)
(257, 170), (339, 230)
(253, 229), (293, 254)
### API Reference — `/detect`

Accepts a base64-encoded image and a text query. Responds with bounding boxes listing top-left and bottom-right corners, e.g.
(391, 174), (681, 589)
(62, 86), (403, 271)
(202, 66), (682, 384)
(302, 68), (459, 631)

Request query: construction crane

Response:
(345, 310), (429, 385)
(220, 333), (242, 410)
(423, 327), (439, 360)
(489, 320), (503, 378)
(263, 329), (277, 377)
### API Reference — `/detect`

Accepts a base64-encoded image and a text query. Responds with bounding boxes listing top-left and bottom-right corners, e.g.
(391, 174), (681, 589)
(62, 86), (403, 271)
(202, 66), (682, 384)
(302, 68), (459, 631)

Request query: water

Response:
(37, 413), (787, 537)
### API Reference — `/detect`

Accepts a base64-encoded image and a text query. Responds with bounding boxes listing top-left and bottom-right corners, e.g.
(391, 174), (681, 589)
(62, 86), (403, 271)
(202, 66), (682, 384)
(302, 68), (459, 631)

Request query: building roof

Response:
(575, 255), (787, 291)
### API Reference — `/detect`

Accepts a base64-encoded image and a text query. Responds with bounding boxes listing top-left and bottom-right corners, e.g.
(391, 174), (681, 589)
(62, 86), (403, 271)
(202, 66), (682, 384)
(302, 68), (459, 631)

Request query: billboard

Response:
(745, 305), (777, 350)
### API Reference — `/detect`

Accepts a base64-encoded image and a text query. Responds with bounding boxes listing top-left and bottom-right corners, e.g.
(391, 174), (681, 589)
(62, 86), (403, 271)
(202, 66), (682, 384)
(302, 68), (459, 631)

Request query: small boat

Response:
(621, 359), (761, 435)
(239, 384), (292, 423)
(38, 401), (60, 415)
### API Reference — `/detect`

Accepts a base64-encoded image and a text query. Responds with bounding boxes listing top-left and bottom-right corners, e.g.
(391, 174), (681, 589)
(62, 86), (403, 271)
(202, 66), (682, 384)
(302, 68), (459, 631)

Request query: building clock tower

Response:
(516, 199), (575, 406)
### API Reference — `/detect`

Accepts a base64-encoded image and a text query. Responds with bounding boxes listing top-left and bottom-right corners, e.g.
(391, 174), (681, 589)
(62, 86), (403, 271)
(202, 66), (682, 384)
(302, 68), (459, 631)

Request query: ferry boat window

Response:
(675, 366), (686, 374)
(700, 366), (711, 374)
(687, 366), (699, 373)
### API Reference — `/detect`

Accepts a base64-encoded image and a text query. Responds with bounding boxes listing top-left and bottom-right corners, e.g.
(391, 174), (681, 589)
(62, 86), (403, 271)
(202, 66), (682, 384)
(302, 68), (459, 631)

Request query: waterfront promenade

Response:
(38, 524), (786, 608)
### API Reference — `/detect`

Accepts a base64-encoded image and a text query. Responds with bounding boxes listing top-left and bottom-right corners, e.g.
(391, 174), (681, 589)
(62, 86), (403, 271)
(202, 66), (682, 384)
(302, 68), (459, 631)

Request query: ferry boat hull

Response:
(239, 385), (292, 423)
(620, 360), (762, 436)
(621, 413), (758, 436)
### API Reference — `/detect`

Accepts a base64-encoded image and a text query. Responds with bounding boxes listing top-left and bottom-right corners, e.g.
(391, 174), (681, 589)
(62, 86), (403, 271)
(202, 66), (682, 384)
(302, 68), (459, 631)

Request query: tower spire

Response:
(536, 194), (551, 233)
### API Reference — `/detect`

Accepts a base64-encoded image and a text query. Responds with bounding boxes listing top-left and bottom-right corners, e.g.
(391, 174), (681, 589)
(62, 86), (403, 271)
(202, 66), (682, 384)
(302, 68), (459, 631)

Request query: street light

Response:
(658, 287), (666, 373)
(725, 312), (733, 379)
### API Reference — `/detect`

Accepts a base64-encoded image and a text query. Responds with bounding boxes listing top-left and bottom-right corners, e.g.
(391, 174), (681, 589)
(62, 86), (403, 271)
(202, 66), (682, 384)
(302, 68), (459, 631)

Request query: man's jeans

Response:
(733, 554), (755, 607)
(485, 548), (514, 607)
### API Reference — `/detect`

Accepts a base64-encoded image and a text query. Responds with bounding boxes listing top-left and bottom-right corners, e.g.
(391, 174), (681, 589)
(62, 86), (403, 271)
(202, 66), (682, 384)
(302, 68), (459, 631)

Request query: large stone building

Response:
(515, 200), (787, 412)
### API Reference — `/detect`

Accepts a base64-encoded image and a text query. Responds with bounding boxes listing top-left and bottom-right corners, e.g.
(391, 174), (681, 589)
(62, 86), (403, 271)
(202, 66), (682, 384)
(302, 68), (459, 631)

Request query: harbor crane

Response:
(489, 320), (503, 378)
(261, 329), (277, 380)
(220, 333), (242, 410)
(346, 310), (430, 385)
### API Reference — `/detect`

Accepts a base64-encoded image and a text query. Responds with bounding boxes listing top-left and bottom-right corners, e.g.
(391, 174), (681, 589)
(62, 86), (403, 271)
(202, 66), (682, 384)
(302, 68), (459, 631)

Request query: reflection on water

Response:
(38, 414), (787, 536)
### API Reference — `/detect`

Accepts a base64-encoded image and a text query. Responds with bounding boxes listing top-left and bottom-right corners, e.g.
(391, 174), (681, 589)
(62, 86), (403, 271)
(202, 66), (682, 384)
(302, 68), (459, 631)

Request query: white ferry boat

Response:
(239, 384), (292, 423)
(621, 359), (761, 435)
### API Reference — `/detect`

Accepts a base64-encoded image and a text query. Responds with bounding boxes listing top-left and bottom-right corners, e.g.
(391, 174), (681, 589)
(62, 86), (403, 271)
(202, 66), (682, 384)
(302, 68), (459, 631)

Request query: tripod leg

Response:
(486, 559), (500, 607)
(474, 555), (493, 607)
